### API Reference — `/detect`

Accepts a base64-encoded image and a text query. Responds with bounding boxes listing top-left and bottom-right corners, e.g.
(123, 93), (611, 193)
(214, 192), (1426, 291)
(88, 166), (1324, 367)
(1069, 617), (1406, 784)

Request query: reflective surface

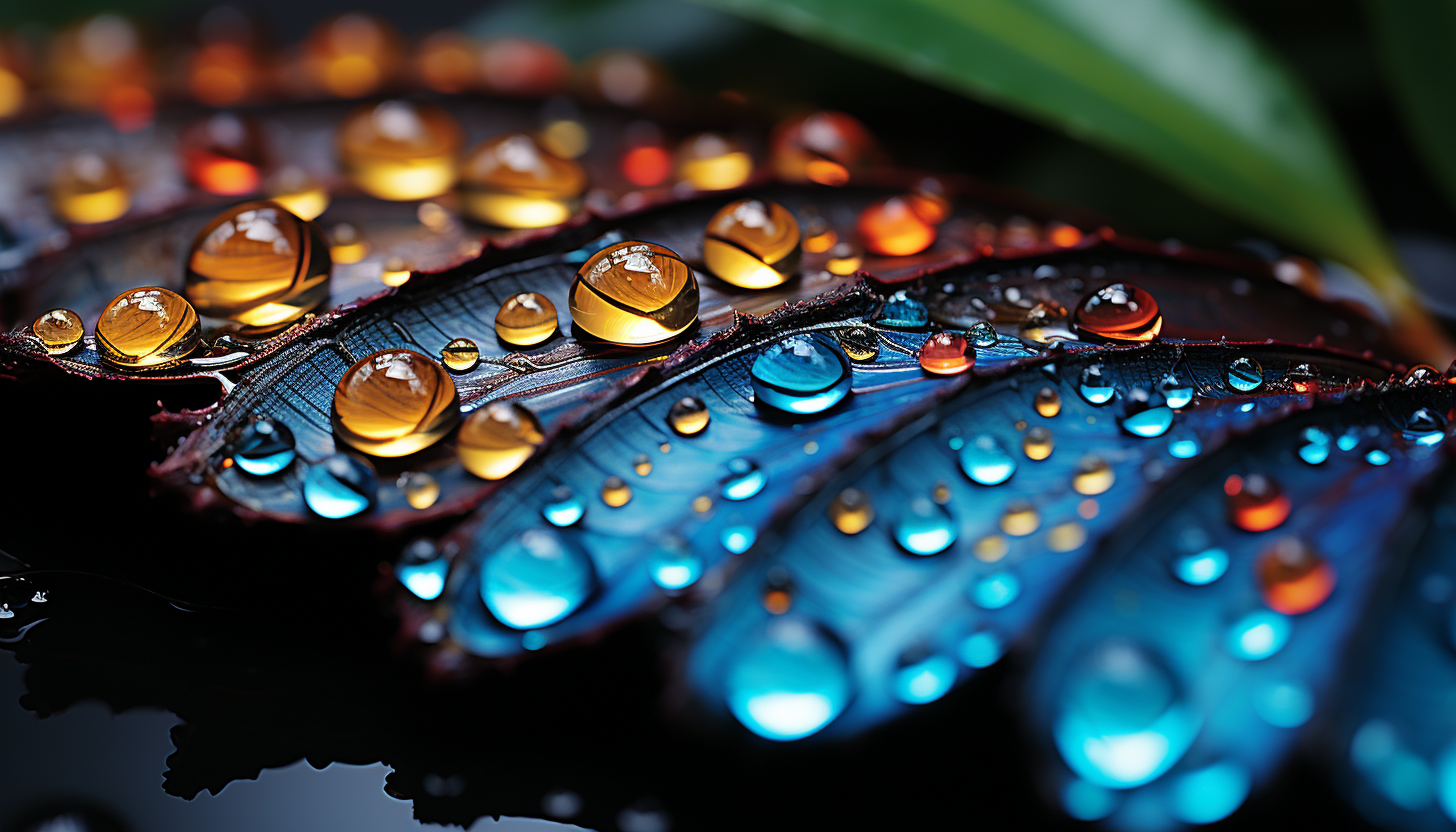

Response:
(332, 350), (460, 457)
(185, 202), (332, 326)
(569, 241), (699, 346)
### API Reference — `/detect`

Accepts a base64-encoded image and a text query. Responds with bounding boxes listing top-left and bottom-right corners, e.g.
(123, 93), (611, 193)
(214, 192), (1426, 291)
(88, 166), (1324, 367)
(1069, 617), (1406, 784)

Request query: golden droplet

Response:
(417, 201), (452, 230)
(179, 112), (267, 196)
(185, 201), (331, 327)
(828, 487), (874, 534)
(932, 482), (952, 504)
(381, 257), (411, 287)
(1048, 521), (1087, 552)
(570, 241), (699, 346)
(540, 118), (590, 159)
(458, 402), (545, 479)
(265, 166), (330, 221)
(676, 132), (753, 191)
(667, 396), (710, 436)
(338, 100), (462, 201)
(414, 30), (477, 94)
(601, 475), (632, 507)
(31, 309), (84, 355)
(459, 133), (586, 228)
(1072, 457), (1114, 495)
(659, 443), (671, 453)
(770, 111), (877, 185)
(692, 495), (713, 514)
(440, 337), (480, 372)
(399, 471), (440, 509)
(51, 153), (129, 224)
(762, 587), (793, 615)
(303, 13), (402, 98)
(494, 292), (559, 346)
(858, 196), (936, 257)
(802, 215), (838, 254)
(1034, 386), (1061, 418)
(1022, 426), (1054, 461)
(332, 349), (460, 457)
(1000, 501), (1040, 536)
(824, 241), (863, 276)
(634, 453), (653, 476)
(95, 287), (201, 370)
(329, 223), (368, 264)
(703, 199), (801, 289)
(974, 535), (1008, 562)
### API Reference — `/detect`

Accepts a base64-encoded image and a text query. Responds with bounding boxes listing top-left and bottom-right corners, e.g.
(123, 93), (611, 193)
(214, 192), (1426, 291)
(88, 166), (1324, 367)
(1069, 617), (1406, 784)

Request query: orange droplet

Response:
(918, 331), (973, 375)
(1258, 537), (1335, 614)
(1073, 283), (1162, 342)
(1049, 223), (1083, 247)
(621, 144), (672, 187)
(770, 111), (878, 185)
(103, 84), (154, 132)
(1226, 473), (1291, 532)
(480, 38), (569, 96)
(858, 196), (936, 256)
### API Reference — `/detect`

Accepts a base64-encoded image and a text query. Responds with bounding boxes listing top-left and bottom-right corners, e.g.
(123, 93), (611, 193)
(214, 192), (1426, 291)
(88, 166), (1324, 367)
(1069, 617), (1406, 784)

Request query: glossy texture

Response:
(264, 166), (331, 221)
(494, 292), (559, 346)
(667, 397), (710, 436)
(702, 199), (801, 289)
(459, 133), (587, 228)
(95, 287), (201, 370)
(50, 153), (129, 224)
(960, 435), (1017, 486)
(750, 332), (852, 415)
(338, 100), (462, 200)
(331, 350), (460, 457)
(858, 197), (936, 256)
(440, 338), (480, 372)
(231, 417), (296, 476)
(185, 201), (331, 326)
(31, 309), (84, 355)
(302, 453), (376, 519)
(918, 331), (974, 375)
(1227, 357), (1264, 392)
(828, 488), (874, 534)
(1073, 283), (1163, 342)
(570, 241), (699, 346)
(458, 402), (545, 480)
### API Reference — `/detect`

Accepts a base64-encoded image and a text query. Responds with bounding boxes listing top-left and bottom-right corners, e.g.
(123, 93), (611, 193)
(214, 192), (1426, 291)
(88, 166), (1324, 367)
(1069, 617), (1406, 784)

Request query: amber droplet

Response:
(677, 133), (753, 191)
(329, 223), (368, 264)
(1072, 457), (1114, 495)
(458, 402), (545, 479)
(1258, 537), (1335, 614)
(43, 15), (153, 121)
(1225, 473), (1291, 533)
(180, 112), (267, 196)
(338, 100), (462, 201)
(32, 309), (84, 355)
(95, 288), (201, 370)
(692, 495), (713, 514)
(495, 292), (559, 346)
(1048, 522), (1087, 552)
(667, 397), (710, 436)
(825, 242), (864, 276)
(381, 257), (411, 287)
(918, 331), (974, 375)
(332, 349), (460, 457)
(303, 13), (402, 98)
(770, 111), (877, 185)
(839, 326), (879, 362)
(762, 586), (793, 615)
(1034, 386), (1061, 418)
(265, 166), (330, 221)
(440, 337), (480, 372)
(975, 535), (1009, 562)
(858, 196), (936, 257)
(1000, 501), (1040, 536)
(1273, 256), (1323, 294)
(1023, 426), (1054, 461)
(601, 475), (632, 507)
(703, 199), (801, 290)
(50, 153), (129, 224)
(460, 133), (586, 228)
(399, 471), (440, 509)
(184, 201), (331, 326)
(570, 241), (699, 346)
(633, 453), (653, 476)
(1048, 223), (1082, 248)
(828, 488), (874, 534)
(1073, 283), (1163, 342)
(802, 214), (838, 254)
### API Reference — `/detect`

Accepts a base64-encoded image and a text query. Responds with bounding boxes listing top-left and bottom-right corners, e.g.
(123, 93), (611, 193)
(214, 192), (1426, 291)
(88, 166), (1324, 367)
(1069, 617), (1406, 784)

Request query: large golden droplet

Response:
(50, 153), (129, 224)
(702, 199), (800, 290)
(458, 401), (546, 480)
(184, 201), (331, 326)
(1072, 457), (1114, 495)
(332, 349), (460, 457)
(32, 309), (85, 355)
(601, 475), (632, 507)
(570, 241), (699, 346)
(459, 133), (587, 228)
(338, 100), (462, 201)
(495, 292), (559, 346)
(95, 287), (201, 370)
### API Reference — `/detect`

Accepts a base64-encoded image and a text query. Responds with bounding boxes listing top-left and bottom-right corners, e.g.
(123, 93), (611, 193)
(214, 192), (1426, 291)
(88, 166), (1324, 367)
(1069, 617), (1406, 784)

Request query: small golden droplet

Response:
(770, 111), (877, 185)
(1078, 499), (1099, 519)
(667, 396), (710, 436)
(825, 241), (864, 275)
(1073, 457), (1114, 495)
(702, 199), (801, 289)
(676, 132), (753, 191)
(332, 349), (460, 457)
(1022, 426), (1054, 461)
(1048, 521), (1087, 552)
(974, 535), (1008, 562)
(1015, 420), (1028, 431)
(1001, 501), (1040, 536)
(338, 100), (462, 201)
(601, 475), (632, 507)
(540, 118), (590, 159)
(265, 166), (330, 221)
(1034, 386), (1061, 418)
(828, 488), (874, 534)
(932, 482), (951, 504)
(659, 443), (671, 453)
(570, 241), (699, 346)
(460, 133), (586, 228)
(95, 287), (202, 370)
(381, 257), (411, 287)
(185, 201), (332, 327)
(692, 495), (713, 514)
(633, 453), (653, 476)
(458, 401), (545, 479)
(399, 471), (440, 509)
(330, 223), (369, 264)
(763, 588), (793, 615)
(31, 309), (84, 355)
(804, 442), (819, 455)
(495, 292), (558, 346)
(440, 338), (480, 373)
(51, 153), (130, 225)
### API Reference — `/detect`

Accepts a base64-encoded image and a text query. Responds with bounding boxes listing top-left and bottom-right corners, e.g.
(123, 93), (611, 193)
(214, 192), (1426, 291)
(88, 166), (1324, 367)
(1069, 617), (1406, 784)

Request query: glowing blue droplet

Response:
(1227, 356), (1263, 392)
(958, 630), (1004, 668)
(1079, 364), (1115, 405)
(1120, 406), (1174, 438)
(1062, 779), (1118, 821)
(1173, 548), (1228, 585)
(1159, 375), (1193, 409)
(1404, 407), (1447, 447)
(721, 458), (767, 501)
(1377, 751), (1435, 810)
(972, 571), (1021, 609)
(1167, 432), (1201, 459)
(480, 529), (597, 630)
(232, 417), (296, 475)
(721, 525), (756, 554)
(894, 653), (958, 704)
(750, 333), (851, 415)
(725, 618), (851, 741)
(397, 557), (448, 601)
(1239, 401), (1256, 413)
(649, 543), (704, 591)
(522, 631), (546, 650)
(1352, 720), (1398, 772)
(1254, 681), (1313, 728)
(1366, 449), (1391, 466)
(947, 435), (965, 451)
(959, 435), (1016, 485)
(302, 454), (375, 519)
(879, 290), (929, 328)
(894, 498), (956, 556)
(1337, 431), (1360, 452)
(542, 487), (585, 527)
(1170, 762), (1250, 824)
(1227, 610), (1290, 660)
(1298, 426), (1331, 465)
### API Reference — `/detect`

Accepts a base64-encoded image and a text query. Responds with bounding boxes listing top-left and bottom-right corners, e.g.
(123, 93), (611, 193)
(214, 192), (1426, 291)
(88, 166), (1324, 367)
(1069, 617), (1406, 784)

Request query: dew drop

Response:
(1225, 473), (1290, 532)
(332, 349), (460, 457)
(1226, 609), (1290, 660)
(1079, 364), (1115, 405)
(969, 321), (998, 348)
(459, 402), (545, 480)
(1173, 548), (1228, 585)
(1158, 373), (1193, 409)
(828, 488), (874, 534)
(1073, 283), (1162, 341)
(480, 529), (597, 629)
(959, 435), (1017, 486)
(1297, 426), (1332, 465)
(1366, 448), (1391, 466)
(1000, 501), (1040, 536)
(649, 538), (704, 591)
(396, 539), (447, 600)
(878, 290), (929, 328)
(1072, 457), (1114, 495)
(303, 454), (376, 519)
(1034, 386), (1062, 417)
(959, 630), (1004, 668)
(601, 475), (632, 507)
(399, 471), (440, 509)
(894, 497), (957, 555)
(1258, 537), (1335, 615)
(231, 416), (296, 476)
(1287, 363), (1318, 394)
(722, 458), (767, 500)
(1167, 431), (1202, 459)
(721, 525), (756, 553)
(972, 571), (1021, 609)
(633, 453), (653, 476)
(1227, 356), (1264, 392)
(441, 337), (480, 372)
(31, 308), (84, 355)
(918, 331), (974, 375)
(750, 332), (852, 415)
(1023, 426), (1054, 460)
(1403, 407), (1447, 447)
(724, 618), (851, 741)
(667, 396), (710, 436)
(495, 291), (559, 346)
(893, 650), (958, 704)
(1405, 364), (1440, 385)
(542, 485), (585, 526)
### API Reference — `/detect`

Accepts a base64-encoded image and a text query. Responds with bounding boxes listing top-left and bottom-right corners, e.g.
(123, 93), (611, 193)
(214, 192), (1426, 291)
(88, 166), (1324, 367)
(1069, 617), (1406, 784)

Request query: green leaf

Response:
(694, 0), (1408, 301)
(1366, 0), (1456, 216)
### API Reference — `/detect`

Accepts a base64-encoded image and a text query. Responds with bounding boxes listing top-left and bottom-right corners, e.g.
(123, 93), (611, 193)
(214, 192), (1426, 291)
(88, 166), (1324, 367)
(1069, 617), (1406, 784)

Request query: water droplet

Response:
(399, 471), (440, 509)
(1073, 283), (1162, 341)
(878, 290), (929, 328)
(1158, 373), (1193, 408)
(721, 458), (767, 500)
(838, 326), (879, 361)
(972, 571), (1021, 608)
(1167, 431), (1202, 459)
(1049, 521), (1088, 552)
(724, 618), (851, 741)
(828, 488), (874, 534)
(1366, 448), (1391, 466)
(459, 133), (586, 227)
(824, 241), (863, 275)
(1071, 457), (1114, 495)
(1119, 389), (1174, 438)
(1403, 407), (1447, 447)
(703, 199), (801, 289)
(231, 417), (296, 476)
(96, 287), (202, 370)
(459, 402), (545, 479)
(859, 196), (936, 256)
(1254, 681), (1313, 728)
(1337, 431), (1360, 452)
(893, 650), (958, 704)
(31, 309), (84, 355)
(303, 453), (376, 519)
(633, 453), (653, 476)
(750, 332), (852, 415)
(761, 569), (794, 613)
(441, 337), (480, 372)
(1227, 356), (1264, 392)
(601, 475), (632, 507)
(1257, 538), (1335, 614)
(1297, 426), (1331, 465)
(396, 540), (447, 600)
(1405, 364), (1440, 385)
(51, 152), (130, 224)
(570, 240), (699, 346)
(1034, 386), (1062, 417)
(1170, 762), (1250, 824)
(894, 497), (956, 555)
(1173, 547), (1228, 585)
(340, 100), (462, 200)
(480, 529), (596, 629)
(649, 538), (704, 591)
(665, 396), (711, 436)
(332, 349), (460, 457)
(184, 201), (331, 326)
(1000, 501), (1040, 536)
(918, 331), (974, 375)
(495, 292), (559, 346)
(1226, 609), (1290, 660)
(1079, 364), (1115, 405)
(542, 485), (584, 526)
(958, 630), (1004, 668)
(959, 435), (1017, 485)
(1023, 426), (1054, 460)
(1287, 363), (1318, 394)
(1225, 473), (1290, 532)
(969, 321), (998, 348)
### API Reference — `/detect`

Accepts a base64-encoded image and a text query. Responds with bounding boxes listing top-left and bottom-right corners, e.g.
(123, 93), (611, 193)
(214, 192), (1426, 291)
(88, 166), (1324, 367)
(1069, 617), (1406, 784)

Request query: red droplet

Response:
(1258, 537), (1335, 614)
(859, 196), (936, 256)
(918, 331), (974, 375)
(1226, 473), (1291, 532)
(621, 144), (672, 187)
(1074, 283), (1163, 342)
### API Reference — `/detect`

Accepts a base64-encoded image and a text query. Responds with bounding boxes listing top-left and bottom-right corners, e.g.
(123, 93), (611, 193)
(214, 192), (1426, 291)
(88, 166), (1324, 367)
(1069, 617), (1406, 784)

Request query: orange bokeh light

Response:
(858, 196), (936, 256)
(621, 144), (671, 187)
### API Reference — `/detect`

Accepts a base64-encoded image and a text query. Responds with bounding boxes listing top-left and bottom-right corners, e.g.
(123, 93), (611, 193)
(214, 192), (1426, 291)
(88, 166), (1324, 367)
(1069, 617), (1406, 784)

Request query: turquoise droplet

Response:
(1079, 364), (1115, 405)
(725, 618), (852, 741)
(878, 290), (929, 328)
(959, 434), (1016, 485)
(1173, 548), (1228, 585)
(894, 497), (957, 555)
(1226, 610), (1290, 660)
(751, 332), (852, 415)
(302, 454), (375, 519)
(480, 529), (597, 630)
(721, 458), (767, 501)
(542, 486), (585, 527)
(1227, 356), (1263, 392)
(971, 571), (1021, 609)
(893, 653), (958, 704)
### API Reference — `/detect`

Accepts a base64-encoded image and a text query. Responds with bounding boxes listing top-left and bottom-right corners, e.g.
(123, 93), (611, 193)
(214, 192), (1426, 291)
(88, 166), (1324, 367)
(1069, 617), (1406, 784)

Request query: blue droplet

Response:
(649, 541), (704, 591)
(1377, 751), (1436, 810)
(947, 435), (965, 451)
(972, 571), (1021, 609)
(522, 631), (546, 650)
(721, 525), (756, 554)
(751, 333), (852, 415)
(1403, 407), (1447, 447)
(1062, 779), (1118, 821)
(878, 290), (929, 328)
(480, 529), (596, 630)
(1120, 406), (1174, 438)
(1167, 432), (1201, 459)
(959, 435), (1016, 485)
(1227, 356), (1263, 392)
(893, 653), (958, 705)
(725, 618), (852, 741)
(1170, 762), (1250, 824)
(232, 417), (296, 476)
(894, 498), (956, 556)
(1227, 610), (1290, 660)
(1337, 431), (1360, 452)
(1239, 401), (1256, 412)
(1079, 364), (1115, 405)
(1158, 374), (1194, 409)
(1173, 548), (1228, 585)
(1366, 448), (1391, 466)
(1298, 426), (1331, 465)
(1254, 681), (1313, 728)
(969, 321), (998, 347)
(542, 486), (585, 527)
(397, 556), (448, 601)
(302, 454), (375, 519)
(958, 630), (1004, 668)
(1352, 720), (1398, 772)
(721, 458), (767, 501)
